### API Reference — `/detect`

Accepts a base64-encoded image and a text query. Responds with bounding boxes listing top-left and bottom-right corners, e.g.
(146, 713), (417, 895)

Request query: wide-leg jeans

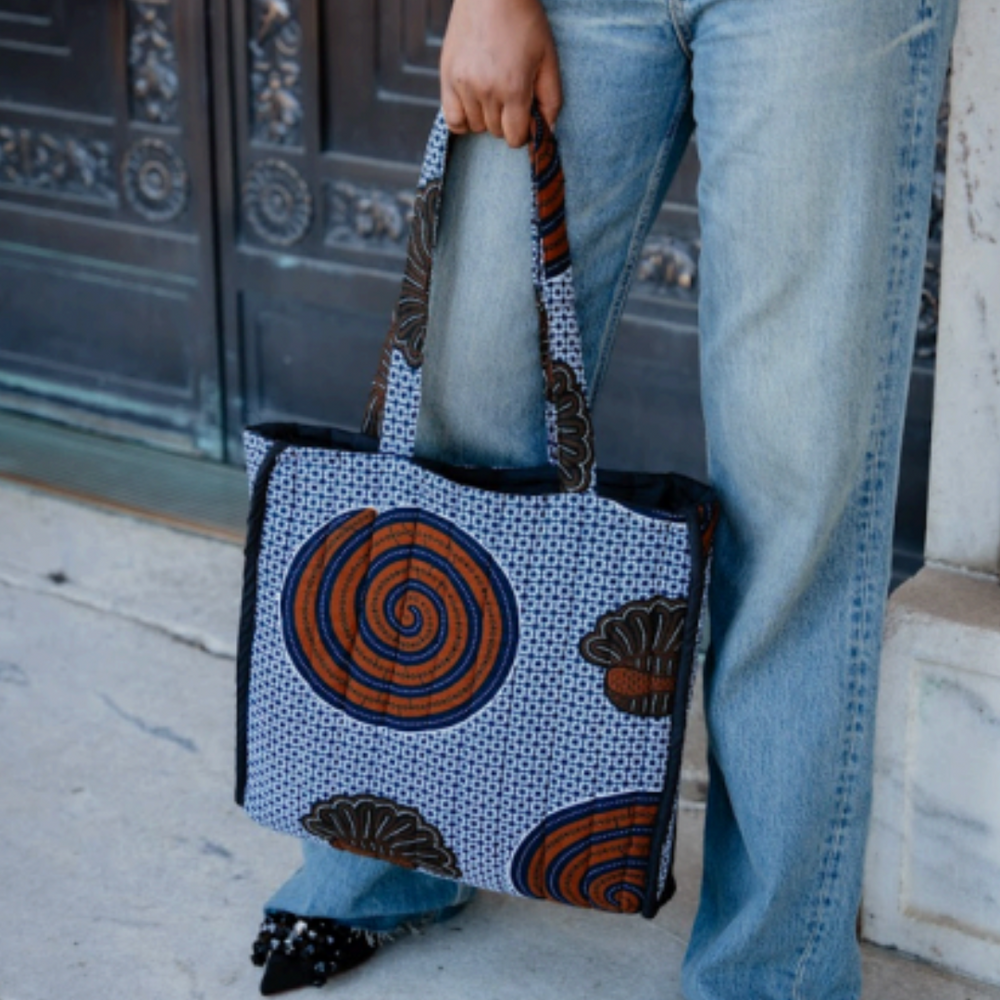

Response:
(264, 1), (957, 996)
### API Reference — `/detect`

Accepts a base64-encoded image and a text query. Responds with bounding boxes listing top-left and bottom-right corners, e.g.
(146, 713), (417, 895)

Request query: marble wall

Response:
(865, 570), (1000, 984)
(863, 0), (1000, 985)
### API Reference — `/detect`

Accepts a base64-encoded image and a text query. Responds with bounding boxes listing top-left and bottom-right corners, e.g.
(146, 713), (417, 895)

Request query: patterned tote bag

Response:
(237, 111), (719, 918)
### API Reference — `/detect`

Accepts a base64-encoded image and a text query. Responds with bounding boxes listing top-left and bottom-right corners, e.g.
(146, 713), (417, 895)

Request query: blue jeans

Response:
(265, 0), (956, 995)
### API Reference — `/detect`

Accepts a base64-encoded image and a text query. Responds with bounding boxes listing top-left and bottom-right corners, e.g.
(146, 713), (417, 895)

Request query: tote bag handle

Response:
(364, 109), (598, 496)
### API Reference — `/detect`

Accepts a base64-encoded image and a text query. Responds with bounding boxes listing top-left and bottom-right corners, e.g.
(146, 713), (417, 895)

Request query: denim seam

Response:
(789, 10), (936, 995)
(668, 0), (694, 62)
(588, 96), (691, 403)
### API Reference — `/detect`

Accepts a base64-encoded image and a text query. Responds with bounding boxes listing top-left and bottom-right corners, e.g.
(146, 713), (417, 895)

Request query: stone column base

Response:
(863, 566), (1000, 986)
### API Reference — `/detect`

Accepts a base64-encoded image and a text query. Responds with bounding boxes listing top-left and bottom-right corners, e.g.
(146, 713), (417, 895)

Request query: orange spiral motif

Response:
(281, 507), (518, 730)
(511, 793), (662, 913)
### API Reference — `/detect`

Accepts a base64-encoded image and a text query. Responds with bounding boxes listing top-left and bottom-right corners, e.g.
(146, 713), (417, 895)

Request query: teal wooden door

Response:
(0, 0), (223, 456)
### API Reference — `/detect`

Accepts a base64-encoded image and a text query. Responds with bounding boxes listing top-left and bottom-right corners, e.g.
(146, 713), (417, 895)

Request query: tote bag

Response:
(237, 111), (719, 918)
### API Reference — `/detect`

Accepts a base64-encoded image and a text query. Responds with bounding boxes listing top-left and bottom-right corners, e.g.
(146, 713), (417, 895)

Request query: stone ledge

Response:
(864, 565), (1000, 988)
(887, 565), (1000, 636)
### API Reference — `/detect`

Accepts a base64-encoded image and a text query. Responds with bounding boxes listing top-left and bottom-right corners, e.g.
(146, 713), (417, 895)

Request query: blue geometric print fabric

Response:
(238, 111), (717, 917)
(241, 433), (704, 913)
(418, 111), (449, 188)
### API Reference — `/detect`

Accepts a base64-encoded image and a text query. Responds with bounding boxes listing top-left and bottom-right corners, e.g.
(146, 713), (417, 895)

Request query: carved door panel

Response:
(223, 0), (705, 477)
(0, 0), (222, 456)
(223, 0), (460, 455)
(0, 1), (932, 575)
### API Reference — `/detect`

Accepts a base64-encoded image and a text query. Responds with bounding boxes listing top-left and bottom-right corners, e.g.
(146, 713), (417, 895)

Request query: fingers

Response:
(438, 0), (562, 148)
(500, 101), (532, 148)
(441, 88), (469, 134)
(442, 84), (533, 148)
(482, 98), (505, 140)
(442, 80), (487, 134)
(534, 49), (563, 131)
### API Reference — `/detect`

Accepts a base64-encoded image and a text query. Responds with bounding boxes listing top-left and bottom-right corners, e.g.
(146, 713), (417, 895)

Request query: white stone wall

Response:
(924, 0), (1000, 579)
(863, 0), (1000, 985)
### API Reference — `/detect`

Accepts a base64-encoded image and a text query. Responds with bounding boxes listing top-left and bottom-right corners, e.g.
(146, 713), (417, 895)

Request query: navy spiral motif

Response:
(510, 792), (662, 913)
(281, 507), (519, 730)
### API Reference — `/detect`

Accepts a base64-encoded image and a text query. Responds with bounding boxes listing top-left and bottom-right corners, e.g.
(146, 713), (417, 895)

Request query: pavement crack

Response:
(0, 570), (235, 660)
(100, 693), (199, 754)
(201, 839), (234, 859)
(0, 660), (29, 686)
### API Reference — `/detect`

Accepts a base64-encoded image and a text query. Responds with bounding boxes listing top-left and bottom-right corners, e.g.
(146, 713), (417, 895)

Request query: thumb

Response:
(534, 45), (563, 129)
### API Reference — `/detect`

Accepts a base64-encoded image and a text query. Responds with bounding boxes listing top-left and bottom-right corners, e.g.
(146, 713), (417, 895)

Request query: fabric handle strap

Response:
(364, 109), (597, 495)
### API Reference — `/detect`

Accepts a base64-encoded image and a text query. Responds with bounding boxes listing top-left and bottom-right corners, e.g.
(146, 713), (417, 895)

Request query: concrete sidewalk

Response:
(0, 481), (995, 1000)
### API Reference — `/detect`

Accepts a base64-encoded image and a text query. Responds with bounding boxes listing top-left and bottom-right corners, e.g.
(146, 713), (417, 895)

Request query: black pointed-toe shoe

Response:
(251, 911), (381, 995)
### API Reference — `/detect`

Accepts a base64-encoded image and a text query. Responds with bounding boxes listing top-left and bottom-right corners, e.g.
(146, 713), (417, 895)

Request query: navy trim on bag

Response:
(235, 423), (719, 918)
(235, 440), (290, 806)
(642, 504), (712, 918)
(246, 421), (715, 512)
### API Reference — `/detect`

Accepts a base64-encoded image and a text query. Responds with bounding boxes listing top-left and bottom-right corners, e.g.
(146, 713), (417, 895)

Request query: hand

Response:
(440, 0), (562, 148)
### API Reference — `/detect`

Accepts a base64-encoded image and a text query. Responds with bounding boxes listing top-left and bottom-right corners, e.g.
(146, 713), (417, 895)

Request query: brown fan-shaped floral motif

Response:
(579, 597), (688, 718)
(301, 793), (462, 879)
(544, 360), (595, 494)
(393, 179), (441, 368)
(359, 180), (441, 435)
(536, 293), (595, 493)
